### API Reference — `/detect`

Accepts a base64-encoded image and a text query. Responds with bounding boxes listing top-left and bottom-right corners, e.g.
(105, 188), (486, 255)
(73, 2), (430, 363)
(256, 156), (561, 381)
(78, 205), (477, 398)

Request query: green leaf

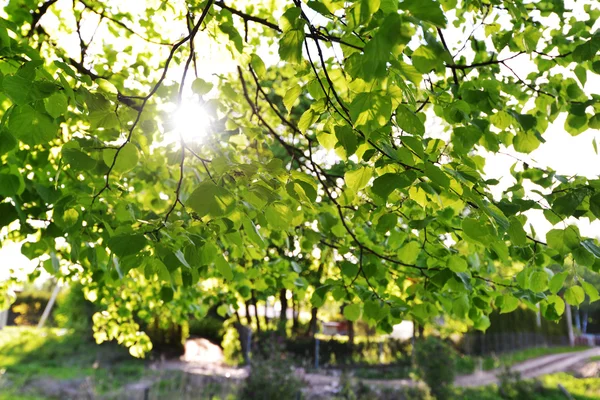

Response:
(582, 239), (600, 259)
(8, 105), (58, 145)
(549, 271), (568, 294)
(424, 162), (450, 188)
(298, 108), (318, 133)
(0, 203), (18, 228)
(278, 29), (305, 64)
(283, 84), (302, 113)
(343, 304), (361, 321)
(452, 294), (470, 318)
(448, 255), (468, 273)
(0, 130), (17, 155)
(0, 172), (21, 196)
(215, 254), (233, 280)
(250, 54), (267, 78)
(347, 0), (381, 28)
(529, 270), (549, 293)
(398, 0), (447, 27)
(62, 208), (79, 227)
(191, 78), (213, 95)
(564, 286), (585, 306)
(513, 131), (541, 153)
(62, 148), (96, 170)
(160, 287), (174, 302)
(345, 167), (372, 192)
(395, 105), (425, 136)
(462, 218), (495, 245)
(3, 74), (32, 105)
(507, 216), (527, 246)
(572, 37), (600, 62)
(265, 202), (293, 230)
(107, 234), (147, 257)
(589, 114), (600, 130)
(371, 172), (414, 201)
(311, 285), (330, 307)
(546, 226), (580, 255)
(398, 241), (420, 264)
(499, 295), (519, 314)
(473, 315), (491, 332)
(102, 143), (139, 173)
(590, 193), (600, 219)
(335, 125), (358, 156)
(412, 45), (444, 73)
(242, 216), (265, 248)
(44, 92), (68, 119)
(349, 92), (392, 130)
(581, 281), (599, 303)
(363, 299), (388, 322)
(188, 182), (237, 218)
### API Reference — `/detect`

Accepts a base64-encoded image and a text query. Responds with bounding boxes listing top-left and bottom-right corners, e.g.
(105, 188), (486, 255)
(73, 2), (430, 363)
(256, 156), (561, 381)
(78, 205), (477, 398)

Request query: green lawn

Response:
(458, 373), (600, 400)
(0, 326), (146, 398)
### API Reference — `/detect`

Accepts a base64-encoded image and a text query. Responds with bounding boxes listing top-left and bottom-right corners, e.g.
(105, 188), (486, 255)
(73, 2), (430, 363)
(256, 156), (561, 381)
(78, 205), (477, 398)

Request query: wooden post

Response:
(565, 301), (575, 347)
(37, 283), (61, 329)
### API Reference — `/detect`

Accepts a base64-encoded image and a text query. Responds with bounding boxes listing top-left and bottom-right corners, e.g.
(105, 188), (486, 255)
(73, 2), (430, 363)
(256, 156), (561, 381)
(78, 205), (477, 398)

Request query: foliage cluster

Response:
(1, 0), (600, 356)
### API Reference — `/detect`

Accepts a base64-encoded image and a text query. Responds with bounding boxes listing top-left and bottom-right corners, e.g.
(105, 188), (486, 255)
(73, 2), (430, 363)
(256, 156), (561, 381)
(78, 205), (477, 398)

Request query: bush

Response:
(413, 336), (455, 400)
(497, 367), (538, 400)
(239, 343), (303, 400)
(336, 373), (433, 400)
(54, 283), (96, 336)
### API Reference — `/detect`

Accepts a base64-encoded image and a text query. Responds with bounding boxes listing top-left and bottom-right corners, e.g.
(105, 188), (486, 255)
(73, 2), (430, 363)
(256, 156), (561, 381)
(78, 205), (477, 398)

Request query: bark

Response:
(244, 300), (253, 326)
(252, 291), (262, 334)
(292, 294), (300, 335)
(306, 307), (318, 336)
(234, 320), (252, 365)
(278, 288), (288, 335)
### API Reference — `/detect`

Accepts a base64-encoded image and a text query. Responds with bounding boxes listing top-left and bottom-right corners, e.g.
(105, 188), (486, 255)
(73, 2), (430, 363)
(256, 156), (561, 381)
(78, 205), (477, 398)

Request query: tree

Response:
(1, 0), (600, 356)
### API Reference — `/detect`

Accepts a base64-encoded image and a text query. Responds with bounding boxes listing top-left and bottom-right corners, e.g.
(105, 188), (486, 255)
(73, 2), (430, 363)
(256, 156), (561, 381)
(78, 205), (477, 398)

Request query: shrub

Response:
(239, 343), (303, 400)
(336, 373), (433, 400)
(497, 367), (538, 400)
(413, 336), (455, 400)
(54, 283), (96, 336)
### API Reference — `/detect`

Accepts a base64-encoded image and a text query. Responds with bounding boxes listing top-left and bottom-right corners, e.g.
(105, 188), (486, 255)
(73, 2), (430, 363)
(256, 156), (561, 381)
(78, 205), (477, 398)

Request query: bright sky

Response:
(1, 1), (599, 283)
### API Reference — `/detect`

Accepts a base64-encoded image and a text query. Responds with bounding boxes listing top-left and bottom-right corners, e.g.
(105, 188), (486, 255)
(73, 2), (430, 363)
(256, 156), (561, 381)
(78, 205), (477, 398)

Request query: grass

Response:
(457, 372), (600, 400)
(0, 326), (146, 398)
(456, 345), (590, 374)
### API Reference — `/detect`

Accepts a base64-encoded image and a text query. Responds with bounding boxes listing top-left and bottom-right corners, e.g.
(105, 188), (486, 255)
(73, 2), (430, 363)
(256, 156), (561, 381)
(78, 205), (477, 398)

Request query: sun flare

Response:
(168, 101), (212, 144)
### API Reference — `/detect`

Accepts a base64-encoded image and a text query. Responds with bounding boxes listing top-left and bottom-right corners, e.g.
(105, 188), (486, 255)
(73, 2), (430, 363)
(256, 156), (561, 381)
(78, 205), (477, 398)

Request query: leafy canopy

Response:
(1, 0), (600, 355)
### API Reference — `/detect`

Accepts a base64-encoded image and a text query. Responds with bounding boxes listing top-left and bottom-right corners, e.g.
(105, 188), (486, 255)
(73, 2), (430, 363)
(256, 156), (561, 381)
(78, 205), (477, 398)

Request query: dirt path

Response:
(454, 347), (600, 387)
(302, 347), (600, 392)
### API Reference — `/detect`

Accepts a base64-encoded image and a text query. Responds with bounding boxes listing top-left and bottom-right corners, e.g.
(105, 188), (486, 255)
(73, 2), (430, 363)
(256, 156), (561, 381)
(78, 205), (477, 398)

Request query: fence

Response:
(461, 332), (570, 356)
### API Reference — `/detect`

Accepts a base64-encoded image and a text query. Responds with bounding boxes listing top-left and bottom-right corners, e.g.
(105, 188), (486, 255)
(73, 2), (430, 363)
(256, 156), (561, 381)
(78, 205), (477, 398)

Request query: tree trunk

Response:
(292, 295), (300, 335)
(306, 307), (318, 336)
(234, 320), (252, 365)
(279, 288), (288, 335)
(264, 298), (270, 330)
(348, 321), (355, 346)
(244, 300), (253, 326)
(252, 291), (262, 334)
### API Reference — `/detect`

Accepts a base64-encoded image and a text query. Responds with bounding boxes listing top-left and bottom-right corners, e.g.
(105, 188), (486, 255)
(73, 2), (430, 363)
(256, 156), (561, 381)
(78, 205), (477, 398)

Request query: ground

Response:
(2, 327), (600, 399)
